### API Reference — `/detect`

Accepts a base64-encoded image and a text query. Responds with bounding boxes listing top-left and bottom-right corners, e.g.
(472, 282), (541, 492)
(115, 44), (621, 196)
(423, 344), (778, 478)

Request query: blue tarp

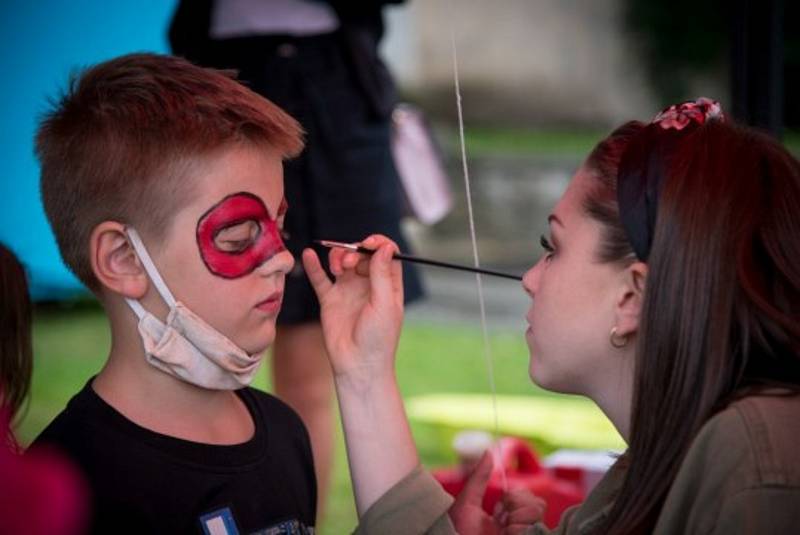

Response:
(0, 1), (175, 301)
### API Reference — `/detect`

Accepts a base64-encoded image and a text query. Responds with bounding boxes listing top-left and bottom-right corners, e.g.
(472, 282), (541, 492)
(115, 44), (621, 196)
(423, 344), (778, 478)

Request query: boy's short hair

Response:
(36, 53), (304, 292)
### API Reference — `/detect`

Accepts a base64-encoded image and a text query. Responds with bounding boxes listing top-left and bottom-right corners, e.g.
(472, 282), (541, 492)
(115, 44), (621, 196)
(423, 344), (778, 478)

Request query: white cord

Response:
(450, 26), (508, 493)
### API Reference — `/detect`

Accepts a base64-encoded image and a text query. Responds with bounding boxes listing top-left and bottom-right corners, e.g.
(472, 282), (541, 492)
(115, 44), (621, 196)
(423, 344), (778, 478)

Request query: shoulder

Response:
(30, 382), (96, 452)
(240, 387), (303, 426)
(656, 392), (800, 534)
(240, 387), (317, 509)
(239, 387), (311, 445)
(698, 393), (800, 488)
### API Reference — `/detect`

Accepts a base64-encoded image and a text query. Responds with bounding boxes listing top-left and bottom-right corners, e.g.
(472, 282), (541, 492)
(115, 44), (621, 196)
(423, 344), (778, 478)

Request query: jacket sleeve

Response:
(525, 506), (581, 535)
(353, 465), (456, 535)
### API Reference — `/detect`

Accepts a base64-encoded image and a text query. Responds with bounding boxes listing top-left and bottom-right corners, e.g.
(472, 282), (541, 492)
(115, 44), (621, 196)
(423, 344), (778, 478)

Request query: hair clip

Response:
(651, 97), (724, 131)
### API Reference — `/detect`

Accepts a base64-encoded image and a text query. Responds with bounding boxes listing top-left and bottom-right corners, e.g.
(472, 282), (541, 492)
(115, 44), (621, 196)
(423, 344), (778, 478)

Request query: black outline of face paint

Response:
(196, 191), (286, 279)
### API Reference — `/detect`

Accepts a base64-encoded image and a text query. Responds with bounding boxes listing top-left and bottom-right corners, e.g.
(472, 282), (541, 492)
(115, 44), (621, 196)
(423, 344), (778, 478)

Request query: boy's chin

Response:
(243, 341), (271, 357)
(233, 322), (275, 355)
(242, 331), (275, 356)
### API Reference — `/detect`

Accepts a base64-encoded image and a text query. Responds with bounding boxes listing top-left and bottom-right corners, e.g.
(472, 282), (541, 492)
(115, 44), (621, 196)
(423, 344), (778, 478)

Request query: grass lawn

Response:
(785, 129), (800, 155)
(457, 127), (604, 157)
(454, 126), (800, 158)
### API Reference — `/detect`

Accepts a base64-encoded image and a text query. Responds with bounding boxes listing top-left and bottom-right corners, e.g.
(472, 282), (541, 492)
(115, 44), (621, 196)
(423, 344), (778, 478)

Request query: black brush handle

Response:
(349, 245), (522, 281)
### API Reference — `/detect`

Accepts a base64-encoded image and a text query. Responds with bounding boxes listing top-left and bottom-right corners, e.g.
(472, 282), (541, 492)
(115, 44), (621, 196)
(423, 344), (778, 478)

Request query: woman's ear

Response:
(614, 261), (648, 337)
(90, 222), (147, 299)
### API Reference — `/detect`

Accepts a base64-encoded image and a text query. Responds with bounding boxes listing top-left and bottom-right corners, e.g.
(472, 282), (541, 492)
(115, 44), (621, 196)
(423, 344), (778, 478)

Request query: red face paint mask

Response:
(196, 192), (287, 279)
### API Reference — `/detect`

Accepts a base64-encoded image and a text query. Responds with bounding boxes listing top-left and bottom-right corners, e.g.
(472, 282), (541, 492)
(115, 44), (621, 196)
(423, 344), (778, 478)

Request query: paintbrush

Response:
(314, 240), (522, 281)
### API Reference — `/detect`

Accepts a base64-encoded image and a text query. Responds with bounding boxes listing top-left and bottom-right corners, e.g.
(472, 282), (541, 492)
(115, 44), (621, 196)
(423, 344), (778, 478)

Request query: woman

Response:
(302, 99), (800, 534)
(1, 242), (34, 451)
(0, 243), (88, 535)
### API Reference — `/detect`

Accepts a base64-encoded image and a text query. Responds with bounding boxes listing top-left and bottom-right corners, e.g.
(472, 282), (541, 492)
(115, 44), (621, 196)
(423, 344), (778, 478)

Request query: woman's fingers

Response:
(302, 248), (333, 298)
(506, 502), (546, 525)
(390, 243), (404, 303)
(457, 451), (494, 507)
(328, 246), (348, 276)
(318, 235), (403, 304)
(341, 250), (362, 270)
(349, 235), (400, 283)
(501, 489), (546, 527)
(365, 240), (399, 307)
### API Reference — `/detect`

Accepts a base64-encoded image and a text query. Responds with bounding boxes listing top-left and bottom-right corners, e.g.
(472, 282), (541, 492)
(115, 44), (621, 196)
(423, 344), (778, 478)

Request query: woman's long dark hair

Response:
(583, 120), (800, 534)
(0, 243), (33, 451)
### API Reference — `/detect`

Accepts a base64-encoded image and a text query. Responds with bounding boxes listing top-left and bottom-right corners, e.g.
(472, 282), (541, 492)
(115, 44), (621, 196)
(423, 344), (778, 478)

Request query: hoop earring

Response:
(610, 327), (629, 349)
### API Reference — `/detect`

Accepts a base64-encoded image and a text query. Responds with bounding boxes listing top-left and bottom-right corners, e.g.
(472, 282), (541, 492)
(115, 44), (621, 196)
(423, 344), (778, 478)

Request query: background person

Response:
(0, 242), (88, 535)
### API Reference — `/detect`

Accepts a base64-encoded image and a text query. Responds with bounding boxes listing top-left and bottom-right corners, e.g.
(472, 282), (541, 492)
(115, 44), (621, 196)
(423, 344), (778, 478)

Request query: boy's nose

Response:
(255, 249), (295, 277)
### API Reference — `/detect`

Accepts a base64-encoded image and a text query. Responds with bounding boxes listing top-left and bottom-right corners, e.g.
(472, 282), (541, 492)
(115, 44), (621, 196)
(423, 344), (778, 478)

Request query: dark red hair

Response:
(583, 119), (800, 533)
(0, 243), (33, 452)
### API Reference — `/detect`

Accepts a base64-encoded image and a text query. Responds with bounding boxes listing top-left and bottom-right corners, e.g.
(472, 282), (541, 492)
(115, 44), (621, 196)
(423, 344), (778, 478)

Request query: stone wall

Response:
(381, 0), (659, 126)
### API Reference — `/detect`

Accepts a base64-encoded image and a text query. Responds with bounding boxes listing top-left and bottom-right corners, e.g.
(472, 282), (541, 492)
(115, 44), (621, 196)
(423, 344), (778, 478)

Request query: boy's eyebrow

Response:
(548, 214), (564, 227)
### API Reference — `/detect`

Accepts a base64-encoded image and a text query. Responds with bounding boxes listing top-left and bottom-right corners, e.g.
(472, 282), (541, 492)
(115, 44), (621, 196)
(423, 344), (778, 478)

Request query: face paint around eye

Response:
(196, 192), (286, 279)
(214, 219), (260, 253)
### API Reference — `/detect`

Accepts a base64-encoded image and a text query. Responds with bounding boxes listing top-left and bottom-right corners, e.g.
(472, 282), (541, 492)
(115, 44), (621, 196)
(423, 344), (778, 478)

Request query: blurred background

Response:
(2, 1), (798, 533)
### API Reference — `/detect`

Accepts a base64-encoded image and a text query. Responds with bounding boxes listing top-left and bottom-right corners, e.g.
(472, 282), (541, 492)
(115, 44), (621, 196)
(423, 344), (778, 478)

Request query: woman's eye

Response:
(539, 234), (555, 260)
(215, 220), (260, 253)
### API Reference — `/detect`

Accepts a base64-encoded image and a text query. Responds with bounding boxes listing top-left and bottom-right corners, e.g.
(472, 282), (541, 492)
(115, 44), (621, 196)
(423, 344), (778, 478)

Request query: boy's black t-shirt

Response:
(31, 379), (317, 535)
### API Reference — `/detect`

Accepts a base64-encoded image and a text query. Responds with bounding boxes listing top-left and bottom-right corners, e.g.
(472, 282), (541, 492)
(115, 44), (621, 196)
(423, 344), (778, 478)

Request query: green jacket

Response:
(356, 393), (800, 534)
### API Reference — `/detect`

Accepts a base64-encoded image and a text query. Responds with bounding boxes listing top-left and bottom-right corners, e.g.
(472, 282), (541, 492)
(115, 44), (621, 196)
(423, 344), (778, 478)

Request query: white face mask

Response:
(124, 228), (262, 390)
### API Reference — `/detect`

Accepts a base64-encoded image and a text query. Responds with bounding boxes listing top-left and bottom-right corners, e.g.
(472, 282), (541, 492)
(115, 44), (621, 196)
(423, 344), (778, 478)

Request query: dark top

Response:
(31, 380), (316, 535)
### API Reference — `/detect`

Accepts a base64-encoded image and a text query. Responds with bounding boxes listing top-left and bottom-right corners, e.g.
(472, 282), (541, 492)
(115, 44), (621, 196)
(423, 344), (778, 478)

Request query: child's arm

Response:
(302, 235), (418, 516)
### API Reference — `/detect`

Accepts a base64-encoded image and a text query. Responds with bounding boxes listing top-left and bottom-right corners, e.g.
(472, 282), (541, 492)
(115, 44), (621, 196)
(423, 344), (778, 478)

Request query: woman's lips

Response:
(255, 292), (283, 314)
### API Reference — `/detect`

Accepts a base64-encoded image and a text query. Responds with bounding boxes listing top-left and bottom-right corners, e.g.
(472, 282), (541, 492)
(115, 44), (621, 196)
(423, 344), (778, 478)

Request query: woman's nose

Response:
(522, 259), (542, 297)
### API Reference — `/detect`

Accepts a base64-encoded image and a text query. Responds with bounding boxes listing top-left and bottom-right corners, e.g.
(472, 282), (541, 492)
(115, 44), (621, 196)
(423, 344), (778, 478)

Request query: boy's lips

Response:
(255, 291), (283, 314)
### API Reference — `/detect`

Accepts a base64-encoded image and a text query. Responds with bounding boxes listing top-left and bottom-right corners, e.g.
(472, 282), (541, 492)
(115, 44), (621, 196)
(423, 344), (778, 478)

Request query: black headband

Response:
(616, 98), (724, 261)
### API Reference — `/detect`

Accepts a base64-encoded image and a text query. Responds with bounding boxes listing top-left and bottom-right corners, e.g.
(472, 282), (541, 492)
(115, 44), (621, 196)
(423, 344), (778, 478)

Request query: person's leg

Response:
(272, 322), (335, 520)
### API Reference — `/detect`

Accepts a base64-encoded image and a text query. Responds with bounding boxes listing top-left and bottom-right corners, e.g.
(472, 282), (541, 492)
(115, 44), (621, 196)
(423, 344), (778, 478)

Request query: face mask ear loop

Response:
(125, 227), (178, 308)
(125, 298), (148, 320)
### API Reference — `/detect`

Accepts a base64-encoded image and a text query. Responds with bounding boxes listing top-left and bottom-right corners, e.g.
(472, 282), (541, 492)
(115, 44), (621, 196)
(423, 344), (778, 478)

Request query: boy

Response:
(31, 53), (316, 534)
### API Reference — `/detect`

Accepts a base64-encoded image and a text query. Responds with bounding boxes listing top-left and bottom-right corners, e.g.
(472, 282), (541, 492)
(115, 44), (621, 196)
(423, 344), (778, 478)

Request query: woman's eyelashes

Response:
(539, 234), (555, 260)
(214, 220), (261, 253)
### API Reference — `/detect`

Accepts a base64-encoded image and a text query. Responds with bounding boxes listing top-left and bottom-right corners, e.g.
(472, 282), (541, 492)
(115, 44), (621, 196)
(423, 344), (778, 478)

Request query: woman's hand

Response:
(302, 234), (404, 388)
(303, 234), (417, 516)
(497, 488), (547, 534)
(449, 451), (547, 534)
(448, 452), (499, 534)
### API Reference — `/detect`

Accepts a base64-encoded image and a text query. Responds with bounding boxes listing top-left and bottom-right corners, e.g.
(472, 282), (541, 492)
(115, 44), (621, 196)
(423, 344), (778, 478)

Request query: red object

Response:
(196, 192), (287, 279)
(0, 412), (89, 535)
(432, 437), (584, 528)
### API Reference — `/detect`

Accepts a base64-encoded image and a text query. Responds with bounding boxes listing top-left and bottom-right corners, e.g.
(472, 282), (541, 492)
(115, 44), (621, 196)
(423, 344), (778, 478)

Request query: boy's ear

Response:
(90, 221), (147, 299)
(614, 261), (648, 338)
